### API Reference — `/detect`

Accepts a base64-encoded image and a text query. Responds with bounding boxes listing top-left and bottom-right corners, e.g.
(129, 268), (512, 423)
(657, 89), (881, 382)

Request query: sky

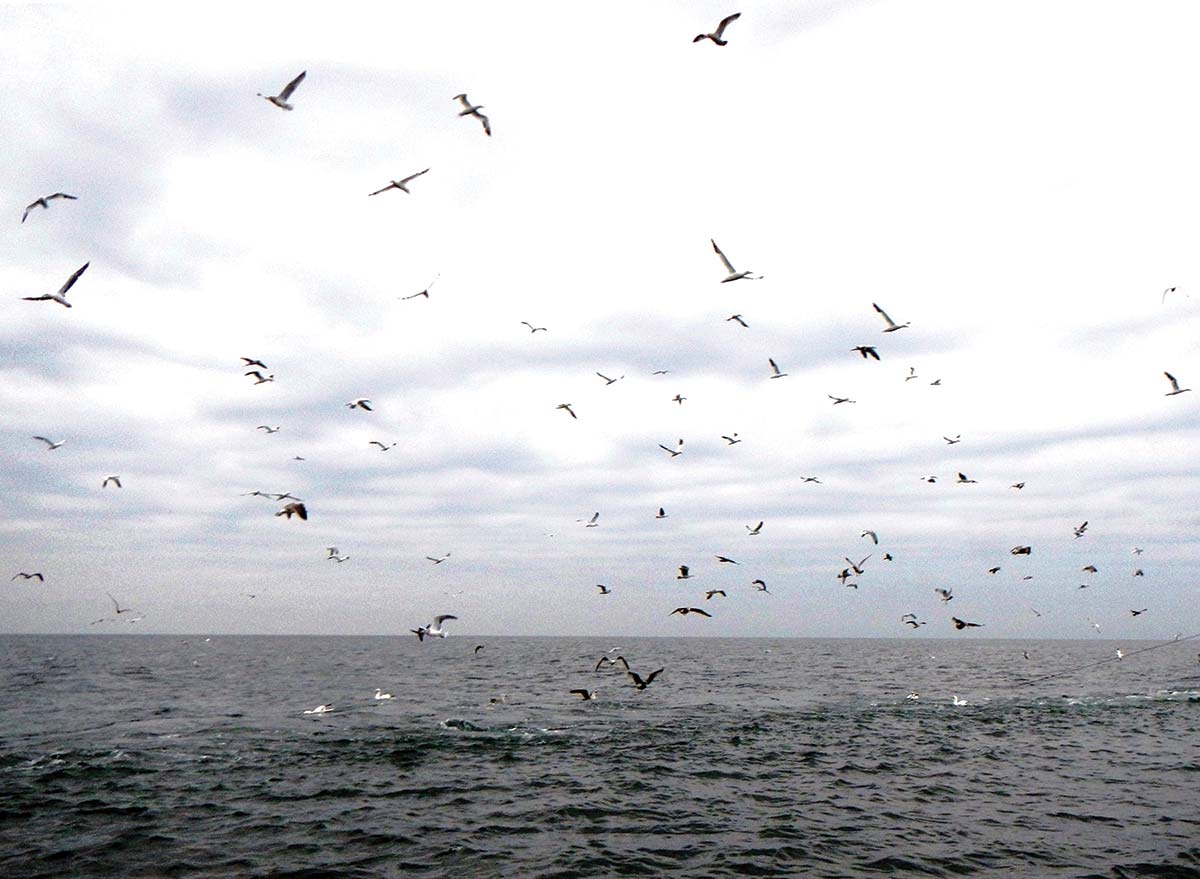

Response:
(2, 1), (1199, 640)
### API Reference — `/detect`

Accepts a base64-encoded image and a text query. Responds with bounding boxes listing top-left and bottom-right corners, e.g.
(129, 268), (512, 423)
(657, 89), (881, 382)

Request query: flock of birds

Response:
(11, 10), (1196, 711)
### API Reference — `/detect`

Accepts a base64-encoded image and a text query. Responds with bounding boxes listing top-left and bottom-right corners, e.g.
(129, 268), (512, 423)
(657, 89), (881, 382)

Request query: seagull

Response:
(1116, 649), (1124, 660)
(22, 192), (77, 223)
(368, 169), (430, 196)
(258, 70), (306, 110)
(721, 433), (741, 445)
(32, 436), (65, 450)
(987, 566), (1000, 574)
(12, 572), (44, 581)
(676, 565), (693, 579)
(276, 502), (308, 520)
(1164, 371), (1191, 396)
(1011, 545), (1032, 555)
(426, 553), (451, 564)
(746, 521), (763, 535)
(956, 472), (978, 484)
(1131, 547), (1145, 555)
(369, 441), (397, 451)
(411, 614), (458, 641)
(710, 239), (760, 282)
(400, 275), (439, 300)
(569, 689), (597, 700)
(596, 584), (611, 595)
(861, 530), (879, 545)
(240, 357), (268, 369)
(22, 261), (89, 308)
(935, 588), (953, 603)
(101, 476), (121, 488)
(852, 346), (880, 360)
(904, 619), (926, 629)
(705, 589), (726, 600)
(596, 372), (624, 385)
(828, 395), (855, 405)
(1073, 521), (1088, 539)
(521, 321), (547, 333)
(584, 512), (600, 528)
(837, 568), (852, 584)
(655, 507), (668, 519)
(670, 607), (712, 617)
(672, 394), (687, 404)
(257, 425), (281, 434)
(1133, 569), (1144, 577)
(556, 403), (577, 419)
(943, 435), (961, 444)
(374, 689), (394, 700)
(727, 314), (749, 327)
(245, 371), (274, 384)
(595, 655), (630, 672)
(693, 12), (741, 45)
(872, 302), (910, 332)
(453, 93), (491, 136)
(768, 358), (788, 379)
(658, 439), (684, 457)
(951, 617), (984, 629)
(883, 553), (893, 561)
(303, 704), (334, 714)
(346, 398), (373, 410)
(906, 692), (921, 701)
(750, 579), (770, 593)
(627, 668), (664, 690)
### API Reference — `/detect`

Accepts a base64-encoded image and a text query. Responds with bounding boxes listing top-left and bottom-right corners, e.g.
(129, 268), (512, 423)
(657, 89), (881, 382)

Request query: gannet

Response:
(710, 238), (760, 282)
(368, 168), (430, 196)
(22, 262), (88, 308)
(411, 614), (458, 640)
(22, 192), (77, 223)
(453, 94), (491, 136)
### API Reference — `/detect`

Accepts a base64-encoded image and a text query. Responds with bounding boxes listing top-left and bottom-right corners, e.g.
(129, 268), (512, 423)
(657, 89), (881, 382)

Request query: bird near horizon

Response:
(257, 70), (306, 110)
(693, 12), (741, 45)
(710, 238), (760, 282)
(22, 192), (77, 223)
(21, 261), (88, 308)
(873, 302), (910, 332)
(1164, 371), (1191, 395)
(951, 617), (983, 629)
(411, 614), (457, 641)
(368, 168), (430, 196)
(453, 93), (491, 136)
(106, 592), (132, 615)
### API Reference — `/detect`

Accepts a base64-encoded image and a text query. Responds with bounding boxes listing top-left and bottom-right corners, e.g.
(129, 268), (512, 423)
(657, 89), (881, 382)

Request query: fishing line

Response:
(1014, 631), (1200, 687)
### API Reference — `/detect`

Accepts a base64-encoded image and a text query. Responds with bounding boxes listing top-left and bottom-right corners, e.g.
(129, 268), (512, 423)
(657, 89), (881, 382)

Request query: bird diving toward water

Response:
(21, 261), (88, 308)
(22, 192), (77, 223)
(693, 12), (741, 45)
(32, 436), (65, 450)
(411, 614), (457, 641)
(710, 239), (760, 282)
(258, 70), (306, 110)
(453, 93), (491, 136)
(368, 168), (430, 196)
(872, 302), (910, 332)
(276, 502), (307, 520)
(1164, 371), (1191, 396)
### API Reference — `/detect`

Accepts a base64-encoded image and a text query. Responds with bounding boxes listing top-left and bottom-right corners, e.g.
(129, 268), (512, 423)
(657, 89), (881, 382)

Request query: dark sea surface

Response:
(2, 635), (1199, 879)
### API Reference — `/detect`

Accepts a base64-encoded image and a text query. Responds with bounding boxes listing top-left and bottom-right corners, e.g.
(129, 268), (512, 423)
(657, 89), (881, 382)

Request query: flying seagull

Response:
(369, 441), (397, 451)
(721, 433), (741, 445)
(595, 655), (630, 672)
(768, 358), (788, 379)
(22, 192), (77, 223)
(401, 275), (439, 300)
(31, 436), (65, 450)
(715, 555), (739, 564)
(659, 439), (684, 457)
(1164, 372), (1191, 396)
(710, 239), (760, 282)
(521, 321), (547, 333)
(1073, 521), (1088, 539)
(12, 572), (44, 581)
(583, 512), (600, 528)
(411, 614), (458, 641)
(257, 425), (280, 434)
(258, 70), (306, 110)
(705, 589), (726, 600)
(751, 579), (770, 593)
(453, 93), (491, 136)
(872, 302), (910, 332)
(828, 395), (855, 405)
(943, 435), (961, 444)
(1131, 608), (1148, 616)
(956, 472), (978, 484)
(106, 592), (132, 615)
(861, 530), (879, 545)
(346, 398), (373, 410)
(935, 588), (953, 603)
(368, 168), (430, 196)
(905, 367), (919, 382)
(670, 607), (712, 617)
(676, 565), (693, 579)
(672, 394), (687, 404)
(276, 502), (308, 520)
(426, 553), (451, 564)
(22, 261), (89, 308)
(746, 521), (763, 535)
(1011, 545), (1032, 555)
(240, 357), (268, 369)
(693, 12), (741, 45)
(655, 507), (668, 519)
(101, 475), (121, 488)
(245, 370), (274, 384)
(596, 372), (623, 385)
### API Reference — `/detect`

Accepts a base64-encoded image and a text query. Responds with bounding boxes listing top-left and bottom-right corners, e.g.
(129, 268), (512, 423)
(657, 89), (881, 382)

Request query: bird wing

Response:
(627, 670), (646, 686)
(453, 93), (471, 110)
(279, 70), (306, 101)
(643, 668), (664, 685)
(768, 358), (781, 375)
(32, 436), (55, 447)
(367, 183), (396, 196)
(433, 614), (458, 626)
(711, 239), (735, 273)
(714, 12), (741, 36)
(400, 168), (430, 185)
(477, 112), (491, 136)
(692, 608), (712, 617)
(58, 262), (89, 297)
(1165, 371), (1180, 391)
(872, 302), (895, 326)
(293, 503), (308, 520)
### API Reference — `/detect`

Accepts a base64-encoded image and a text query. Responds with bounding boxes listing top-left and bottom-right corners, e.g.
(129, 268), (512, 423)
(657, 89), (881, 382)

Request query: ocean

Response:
(2, 635), (1198, 878)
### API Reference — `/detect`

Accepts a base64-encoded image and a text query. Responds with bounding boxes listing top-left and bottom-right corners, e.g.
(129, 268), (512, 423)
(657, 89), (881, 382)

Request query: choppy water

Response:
(2, 635), (1199, 878)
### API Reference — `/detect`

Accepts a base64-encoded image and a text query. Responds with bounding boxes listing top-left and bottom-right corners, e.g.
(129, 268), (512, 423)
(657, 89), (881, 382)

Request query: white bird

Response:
(32, 436), (65, 450)
(746, 521), (763, 535)
(374, 689), (394, 700)
(584, 512), (600, 528)
(596, 372), (624, 385)
(368, 168), (430, 196)
(768, 358), (788, 379)
(258, 70), (306, 110)
(257, 425), (281, 434)
(951, 696), (968, 706)
(245, 371), (274, 384)
(369, 441), (397, 451)
(346, 398), (373, 411)
(22, 261), (88, 308)
(412, 614), (458, 641)
(1164, 371), (1191, 396)
(22, 192), (77, 223)
(453, 93), (491, 136)
(426, 552), (452, 564)
(693, 12), (741, 45)
(710, 239), (760, 282)
(400, 275), (439, 300)
(861, 530), (879, 545)
(303, 704), (334, 715)
(101, 475), (121, 488)
(872, 302), (910, 332)
(658, 439), (684, 457)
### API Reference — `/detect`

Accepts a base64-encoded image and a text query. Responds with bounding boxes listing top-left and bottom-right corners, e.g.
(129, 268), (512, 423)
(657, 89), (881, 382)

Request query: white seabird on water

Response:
(303, 704), (333, 714)
(710, 239), (760, 282)
(693, 12), (741, 45)
(374, 689), (394, 700)
(258, 70), (306, 110)
(22, 192), (77, 223)
(21, 261), (89, 308)
(368, 168), (430, 197)
(453, 93), (491, 136)
(411, 614), (458, 641)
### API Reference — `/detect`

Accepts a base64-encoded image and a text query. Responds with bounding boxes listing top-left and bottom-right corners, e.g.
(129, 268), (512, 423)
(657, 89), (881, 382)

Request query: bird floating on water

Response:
(368, 168), (430, 197)
(303, 704), (333, 715)
(22, 192), (77, 223)
(374, 689), (394, 700)
(693, 12), (741, 45)
(21, 262), (88, 308)
(258, 70), (306, 110)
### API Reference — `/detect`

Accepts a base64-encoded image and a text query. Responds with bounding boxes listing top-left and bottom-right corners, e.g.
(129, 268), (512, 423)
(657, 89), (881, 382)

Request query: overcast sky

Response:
(3, 1), (1199, 640)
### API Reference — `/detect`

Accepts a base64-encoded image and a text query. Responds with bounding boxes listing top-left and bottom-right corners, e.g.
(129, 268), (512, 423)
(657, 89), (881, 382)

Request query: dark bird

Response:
(276, 502), (308, 520)
(671, 607), (712, 617)
(627, 668), (665, 690)
(852, 345), (880, 360)
(595, 655), (630, 672)
(987, 566), (1000, 574)
(705, 589), (726, 600)
(1011, 545), (1032, 555)
(676, 565), (693, 579)
(258, 70), (306, 110)
(693, 12), (741, 45)
(659, 439), (684, 457)
(556, 403), (577, 419)
(956, 472), (977, 484)
(474, 645), (485, 654)
(102, 476), (122, 488)
(596, 584), (611, 594)
(240, 357), (267, 369)
(951, 617), (984, 629)
(715, 555), (739, 564)
(1081, 564), (1098, 574)
(22, 261), (89, 307)
(751, 579), (770, 593)
(12, 572), (44, 581)
(904, 619), (926, 629)
(106, 592), (132, 615)
(596, 372), (624, 385)
(943, 435), (961, 444)
(401, 275), (439, 300)
(721, 434), (741, 445)
(1130, 608), (1148, 616)
(411, 614), (457, 641)
(828, 394), (855, 405)
(1011, 482), (1026, 489)
(22, 192), (77, 223)
(672, 393), (687, 404)
(655, 507), (668, 519)
(727, 314), (749, 327)
(845, 555), (870, 575)
(368, 168), (430, 196)
(569, 689), (597, 700)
